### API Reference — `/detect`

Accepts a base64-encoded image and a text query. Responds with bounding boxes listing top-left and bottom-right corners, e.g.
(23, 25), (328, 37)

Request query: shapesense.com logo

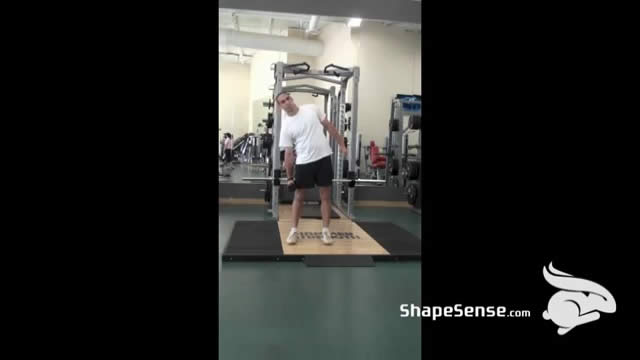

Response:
(400, 304), (531, 320)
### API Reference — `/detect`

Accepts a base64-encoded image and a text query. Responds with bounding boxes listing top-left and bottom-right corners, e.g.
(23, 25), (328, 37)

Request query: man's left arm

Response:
(320, 115), (346, 150)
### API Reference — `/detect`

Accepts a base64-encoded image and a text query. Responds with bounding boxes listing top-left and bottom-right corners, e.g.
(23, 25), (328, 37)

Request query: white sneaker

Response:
(322, 229), (334, 245)
(287, 229), (298, 245)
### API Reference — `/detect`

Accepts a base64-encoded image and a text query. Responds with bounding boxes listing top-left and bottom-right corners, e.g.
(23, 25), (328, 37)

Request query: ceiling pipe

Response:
(306, 15), (319, 34)
(219, 28), (323, 56)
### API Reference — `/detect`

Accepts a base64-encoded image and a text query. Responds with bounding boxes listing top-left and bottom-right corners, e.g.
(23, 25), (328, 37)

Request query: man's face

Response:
(277, 93), (295, 112)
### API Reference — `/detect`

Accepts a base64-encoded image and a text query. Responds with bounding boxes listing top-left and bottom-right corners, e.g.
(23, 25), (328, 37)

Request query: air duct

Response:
(219, 29), (323, 57)
(307, 16), (319, 33)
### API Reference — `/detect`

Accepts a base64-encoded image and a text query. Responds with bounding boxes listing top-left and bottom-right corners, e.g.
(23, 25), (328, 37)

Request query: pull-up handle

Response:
(285, 62), (310, 74)
(323, 64), (350, 76)
(324, 64), (349, 72)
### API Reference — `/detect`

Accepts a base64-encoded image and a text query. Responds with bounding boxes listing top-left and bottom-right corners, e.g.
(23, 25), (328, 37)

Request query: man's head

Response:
(276, 92), (297, 113)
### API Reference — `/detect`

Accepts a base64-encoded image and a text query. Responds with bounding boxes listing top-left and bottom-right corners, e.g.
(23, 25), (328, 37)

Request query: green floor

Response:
(218, 162), (269, 183)
(219, 204), (422, 360)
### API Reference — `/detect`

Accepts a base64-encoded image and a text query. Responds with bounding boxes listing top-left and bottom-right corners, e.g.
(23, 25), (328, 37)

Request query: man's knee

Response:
(294, 189), (305, 201)
(319, 187), (331, 200)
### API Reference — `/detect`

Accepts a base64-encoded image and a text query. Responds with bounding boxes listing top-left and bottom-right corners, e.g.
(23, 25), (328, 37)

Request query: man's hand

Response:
(339, 138), (348, 155)
(287, 179), (296, 192)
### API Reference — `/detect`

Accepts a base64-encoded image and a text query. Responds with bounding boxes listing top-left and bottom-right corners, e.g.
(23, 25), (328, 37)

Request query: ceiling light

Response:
(347, 18), (362, 27)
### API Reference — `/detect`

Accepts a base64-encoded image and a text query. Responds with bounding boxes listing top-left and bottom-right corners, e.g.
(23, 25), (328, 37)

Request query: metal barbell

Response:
(242, 177), (386, 185)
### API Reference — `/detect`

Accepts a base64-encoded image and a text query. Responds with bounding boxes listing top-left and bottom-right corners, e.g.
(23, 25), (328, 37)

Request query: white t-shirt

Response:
(279, 104), (333, 165)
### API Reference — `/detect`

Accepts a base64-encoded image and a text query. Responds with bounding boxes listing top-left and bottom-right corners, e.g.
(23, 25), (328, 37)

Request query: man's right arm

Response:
(279, 121), (295, 181)
(283, 147), (294, 181)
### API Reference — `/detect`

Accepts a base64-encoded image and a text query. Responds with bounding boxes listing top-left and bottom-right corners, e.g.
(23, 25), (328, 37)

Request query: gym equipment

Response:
(401, 162), (420, 181)
(365, 140), (387, 180)
(387, 94), (421, 187)
(356, 133), (362, 178)
(261, 112), (274, 129)
(262, 99), (274, 109)
(407, 184), (418, 205)
(408, 115), (421, 130)
(261, 134), (273, 149)
(408, 162), (420, 180)
(391, 119), (400, 131)
(287, 181), (296, 192)
(265, 182), (273, 203)
(244, 176), (386, 186)
(266, 61), (361, 220)
(248, 175), (386, 206)
(385, 94), (423, 212)
(390, 159), (399, 176)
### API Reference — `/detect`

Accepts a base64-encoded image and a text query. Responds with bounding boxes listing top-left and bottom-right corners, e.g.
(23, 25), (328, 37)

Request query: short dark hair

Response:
(275, 91), (290, 102)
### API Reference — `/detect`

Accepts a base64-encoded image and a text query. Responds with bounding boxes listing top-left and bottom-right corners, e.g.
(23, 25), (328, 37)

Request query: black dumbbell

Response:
(287, 180), (296, 192)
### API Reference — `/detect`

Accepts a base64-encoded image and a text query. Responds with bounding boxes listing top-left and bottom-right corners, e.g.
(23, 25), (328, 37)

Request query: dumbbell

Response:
(287, 179), (296, 192)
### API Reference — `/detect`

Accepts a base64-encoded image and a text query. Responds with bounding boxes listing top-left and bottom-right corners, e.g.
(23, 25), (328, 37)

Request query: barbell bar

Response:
(242, 177), (386, 184)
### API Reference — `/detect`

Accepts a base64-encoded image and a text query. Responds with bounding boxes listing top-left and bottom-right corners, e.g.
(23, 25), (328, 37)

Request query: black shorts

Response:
(295, 155), (333, 189)
(224, 149), (232, 162)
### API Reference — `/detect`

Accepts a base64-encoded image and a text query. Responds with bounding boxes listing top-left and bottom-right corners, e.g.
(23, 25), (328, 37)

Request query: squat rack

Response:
(268, 61), (361, 220)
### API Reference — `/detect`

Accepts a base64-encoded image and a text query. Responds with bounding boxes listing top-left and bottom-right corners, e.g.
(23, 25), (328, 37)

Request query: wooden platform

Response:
(222, 219), (421, 262)
(278, 204), (346, 220)
(277, 219), (389, 255)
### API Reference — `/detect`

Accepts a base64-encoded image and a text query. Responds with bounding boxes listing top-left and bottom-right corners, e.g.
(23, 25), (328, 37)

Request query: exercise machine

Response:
(387, 94), (422, 212)
(244, 61), (377, 220)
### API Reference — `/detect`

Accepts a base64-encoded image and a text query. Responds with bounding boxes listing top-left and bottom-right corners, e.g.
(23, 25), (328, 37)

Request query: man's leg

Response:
(288, 163), (309, 245)
(317, 156), (335, 245)
(287, 189), (304, 245)
(292, 188), (304, 228)
(319, 186), (333, 245)
(318, 186), (332, 228)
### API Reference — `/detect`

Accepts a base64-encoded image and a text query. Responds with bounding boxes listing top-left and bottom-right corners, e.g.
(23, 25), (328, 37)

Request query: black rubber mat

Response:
(222, 221), (420, 262)
(356, 222), (421, 255)
(304, 255), (375, 267)
(223, 221), (283, 256)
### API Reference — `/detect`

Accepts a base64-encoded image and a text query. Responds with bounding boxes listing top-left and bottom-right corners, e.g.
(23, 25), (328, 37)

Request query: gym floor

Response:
(219, 204), (422, 360)
(218, 162), (270, 183)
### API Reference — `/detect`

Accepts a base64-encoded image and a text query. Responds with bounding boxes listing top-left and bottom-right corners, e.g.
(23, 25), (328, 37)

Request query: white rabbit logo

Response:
(542, 262), (616, 335)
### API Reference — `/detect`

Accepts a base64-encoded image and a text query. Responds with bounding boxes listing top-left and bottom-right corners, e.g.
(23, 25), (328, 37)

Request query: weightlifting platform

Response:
(221, 217), (421, 264)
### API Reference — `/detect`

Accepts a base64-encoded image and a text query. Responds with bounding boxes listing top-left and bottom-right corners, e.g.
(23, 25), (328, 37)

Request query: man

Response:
(223, 133), (233, 164)
(277, 92), (348, 245)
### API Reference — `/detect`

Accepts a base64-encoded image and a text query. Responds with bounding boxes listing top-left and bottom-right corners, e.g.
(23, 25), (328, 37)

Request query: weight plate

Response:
(265, 183), (272, 203)
(391, 119), (400, 132)
(408, 162), (420, 180)
(391, 159), (399, 176)
(407, 184), (418, 205)
(408, 115), (421, 129)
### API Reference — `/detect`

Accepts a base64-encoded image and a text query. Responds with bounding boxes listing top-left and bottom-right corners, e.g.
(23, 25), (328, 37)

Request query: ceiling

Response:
(219, 0), (422, 24)
(219, 8), (421, 64)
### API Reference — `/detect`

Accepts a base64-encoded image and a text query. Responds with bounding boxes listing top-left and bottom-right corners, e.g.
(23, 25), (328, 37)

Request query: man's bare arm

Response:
(320, 115), (346, 148)
(283, 147), (295, 180)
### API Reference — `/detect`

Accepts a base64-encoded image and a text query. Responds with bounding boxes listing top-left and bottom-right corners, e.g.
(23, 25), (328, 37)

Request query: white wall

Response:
(218, 62), (251, 143)
(280, 22), (421, 158)
(356, 21), (421, 149)
(249, 50), (287, 134)
(314, 23), (358, 121)
(285, 29), (324, 113)
(290, 21), (421, 154)
(218, 21), (421, 159)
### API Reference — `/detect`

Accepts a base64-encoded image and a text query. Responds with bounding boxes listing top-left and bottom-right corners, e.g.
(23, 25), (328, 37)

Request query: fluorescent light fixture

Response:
(348, 18), (362, 27)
